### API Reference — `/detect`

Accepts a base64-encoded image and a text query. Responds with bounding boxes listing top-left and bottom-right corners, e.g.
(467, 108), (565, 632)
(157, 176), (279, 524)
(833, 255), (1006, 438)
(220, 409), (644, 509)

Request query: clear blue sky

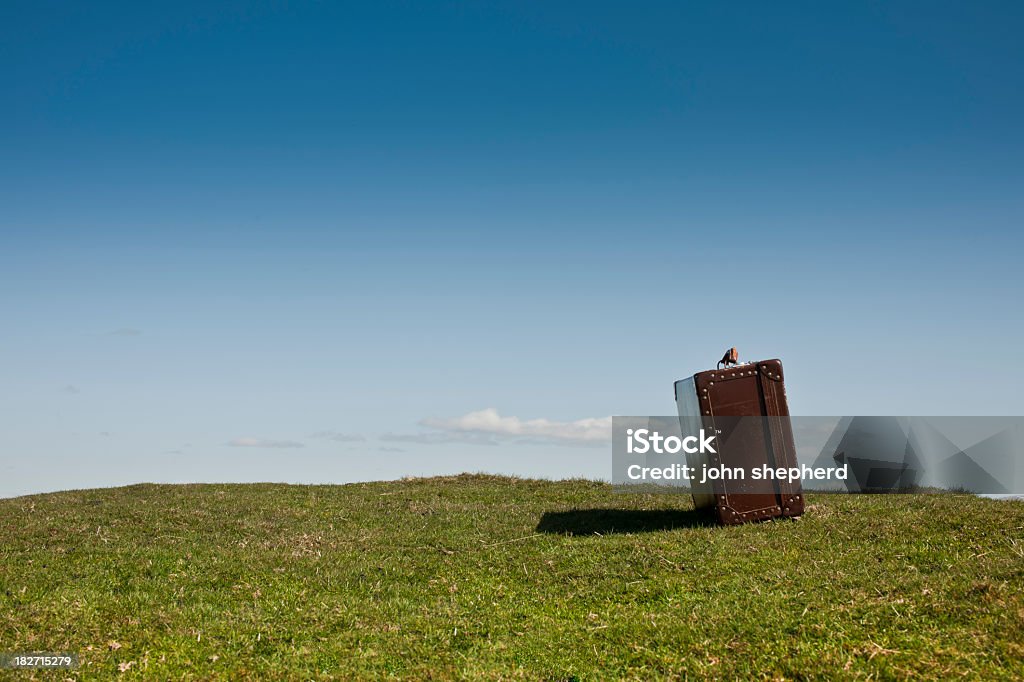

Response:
(2, 1), (1023, 497)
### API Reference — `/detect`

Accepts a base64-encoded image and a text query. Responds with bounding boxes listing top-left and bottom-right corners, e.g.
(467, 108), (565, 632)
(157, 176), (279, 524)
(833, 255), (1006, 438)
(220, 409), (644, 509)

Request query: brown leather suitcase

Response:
(674, 356), (804, 525)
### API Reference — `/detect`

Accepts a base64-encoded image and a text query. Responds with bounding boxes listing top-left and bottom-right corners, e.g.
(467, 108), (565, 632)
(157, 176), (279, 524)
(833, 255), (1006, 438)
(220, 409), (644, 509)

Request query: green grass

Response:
(1, 475), (1022, 680)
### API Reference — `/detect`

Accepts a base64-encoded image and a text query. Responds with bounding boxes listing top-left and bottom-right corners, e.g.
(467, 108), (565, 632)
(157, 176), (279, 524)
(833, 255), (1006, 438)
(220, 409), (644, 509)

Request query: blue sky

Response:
(2, 1), (1023, 497)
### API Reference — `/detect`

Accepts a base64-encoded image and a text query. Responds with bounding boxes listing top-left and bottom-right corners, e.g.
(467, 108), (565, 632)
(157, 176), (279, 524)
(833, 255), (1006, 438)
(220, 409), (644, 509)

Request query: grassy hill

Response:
(1, 475), (1022, 680)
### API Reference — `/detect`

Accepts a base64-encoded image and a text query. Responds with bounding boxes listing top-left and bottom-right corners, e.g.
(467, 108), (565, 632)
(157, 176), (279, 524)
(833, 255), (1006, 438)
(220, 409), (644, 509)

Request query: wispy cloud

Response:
(378, 446), (405, 453)
(226, 437), (305, 449)
(63, 384), (81, 394)
(379, 431), (500, 446)
(107, 328), (143, 337)
(310, 431), (366, 442)
(396, 408), (612, 447)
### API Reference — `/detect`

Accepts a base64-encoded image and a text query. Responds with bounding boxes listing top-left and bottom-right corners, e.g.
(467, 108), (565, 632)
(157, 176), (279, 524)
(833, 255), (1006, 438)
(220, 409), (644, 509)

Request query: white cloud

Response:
(417, 408), (612, 447)
(310, 431), (366, 442)
(226, 437), (305, 449)
(379, 431), (500, 446)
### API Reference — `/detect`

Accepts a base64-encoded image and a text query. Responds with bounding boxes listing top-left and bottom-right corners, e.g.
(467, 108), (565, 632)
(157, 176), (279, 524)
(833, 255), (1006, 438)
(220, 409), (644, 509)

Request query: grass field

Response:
(1, 475), (1022, 680)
